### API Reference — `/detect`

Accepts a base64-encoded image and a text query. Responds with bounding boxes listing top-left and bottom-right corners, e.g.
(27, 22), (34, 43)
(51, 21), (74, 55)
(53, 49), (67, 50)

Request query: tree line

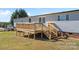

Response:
(10, 9), (29, 26)
(0, 9), (28, 28)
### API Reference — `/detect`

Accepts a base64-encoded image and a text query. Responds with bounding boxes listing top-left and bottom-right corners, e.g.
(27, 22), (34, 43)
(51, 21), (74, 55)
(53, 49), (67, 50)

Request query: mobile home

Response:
(15, 10), (79, 40)
(14, 9), (79, 27)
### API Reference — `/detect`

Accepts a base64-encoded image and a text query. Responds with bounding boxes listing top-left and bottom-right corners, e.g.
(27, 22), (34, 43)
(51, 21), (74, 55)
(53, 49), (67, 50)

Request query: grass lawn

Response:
(0, 31), (79, 50)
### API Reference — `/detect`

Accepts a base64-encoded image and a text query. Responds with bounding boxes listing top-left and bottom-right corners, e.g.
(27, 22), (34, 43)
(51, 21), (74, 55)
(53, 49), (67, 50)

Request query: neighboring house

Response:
(7, 24), (14, 31)
(14, 9), (79, 33)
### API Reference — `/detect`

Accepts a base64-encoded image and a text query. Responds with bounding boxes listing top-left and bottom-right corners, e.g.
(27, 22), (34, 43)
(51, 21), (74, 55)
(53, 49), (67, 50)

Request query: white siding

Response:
(51, 21), (79, 33)
(69, 14), (79, 20)
(45, 15), (57, 21)
(14, 11), (79, 27)
(31, 16), (39, 23)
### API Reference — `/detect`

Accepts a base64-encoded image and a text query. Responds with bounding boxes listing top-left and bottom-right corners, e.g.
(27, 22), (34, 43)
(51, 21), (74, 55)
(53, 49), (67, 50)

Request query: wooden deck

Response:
(16, 23), (68, 40)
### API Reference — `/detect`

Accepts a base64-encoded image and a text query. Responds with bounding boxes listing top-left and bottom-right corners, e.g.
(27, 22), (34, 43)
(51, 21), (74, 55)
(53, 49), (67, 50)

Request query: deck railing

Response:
(16, 23), (44, 31)
(48, 23), (59, 36)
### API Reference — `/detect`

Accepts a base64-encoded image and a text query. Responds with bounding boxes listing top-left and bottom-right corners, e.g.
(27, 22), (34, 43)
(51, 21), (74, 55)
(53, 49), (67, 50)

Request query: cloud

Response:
(0, 10), (12, 15)
(0, 10), (12, 22)
(27, 12), (31, 16)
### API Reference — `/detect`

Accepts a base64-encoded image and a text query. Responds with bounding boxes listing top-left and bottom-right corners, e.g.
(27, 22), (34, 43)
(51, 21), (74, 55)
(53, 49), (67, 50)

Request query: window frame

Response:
(29, 18), (31, 23)
(66, 15), (69, 21)
(58, 16), (60, 21)
(42, 17), (45, 23)
(39, 17), (41, 23)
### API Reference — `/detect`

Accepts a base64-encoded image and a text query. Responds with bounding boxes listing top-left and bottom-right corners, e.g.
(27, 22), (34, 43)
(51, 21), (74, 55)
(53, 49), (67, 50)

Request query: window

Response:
(43, 17), (45, 23)
(39, 17), (41, 23)
(29, 18), (31, 23)
(60, 15), (66, 21)
(21, 20), (23, 22)
(58, 15), (69, 21)
(58, 16), (60, 21)
(66, 15), (69, 20)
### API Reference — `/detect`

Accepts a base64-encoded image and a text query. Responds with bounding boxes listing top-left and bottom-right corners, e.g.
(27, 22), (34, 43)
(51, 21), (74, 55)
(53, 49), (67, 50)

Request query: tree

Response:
(10, 9), (28, 26)
(18, 9), (28, 18)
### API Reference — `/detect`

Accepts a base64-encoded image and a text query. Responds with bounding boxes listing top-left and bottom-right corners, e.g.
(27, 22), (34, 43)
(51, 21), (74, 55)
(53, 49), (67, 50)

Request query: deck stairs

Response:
(42, 23), (60, 40)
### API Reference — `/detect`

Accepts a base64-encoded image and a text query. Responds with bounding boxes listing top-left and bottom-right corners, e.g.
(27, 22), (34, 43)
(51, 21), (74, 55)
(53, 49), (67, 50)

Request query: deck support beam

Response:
(28, 32), (30, 39)
(41, 32), (43, 39)
(23, 32), (25, 36)
(34, 23), (36, 39)
(49, 32), (51, 40)
(18, 32), (20, 36)
(34, 31), (36, 39)
(48, 23), (51, 40)
(41, 24), (43, 39)
(16, 31), (17, 36)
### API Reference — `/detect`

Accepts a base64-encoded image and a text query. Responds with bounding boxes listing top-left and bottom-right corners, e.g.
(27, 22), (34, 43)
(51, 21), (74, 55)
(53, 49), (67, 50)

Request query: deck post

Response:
(41, 23), (43, 39)
(49, 23), (51, 40)
(49, 33), (51, 40)
(20, 32), (22, 37)
(41, 31), (43, 39)
(21, 31), (24, 37)
(34, 23), (36, 39)
(20, 32), (21, 36)
(23, 32), (25, 36)
(18, 31), (20, 36)
(16, 30), (17, 36)
(28, 32), (30, 39)
(34, 32), (35, 39)
(41, 32), (43, 39)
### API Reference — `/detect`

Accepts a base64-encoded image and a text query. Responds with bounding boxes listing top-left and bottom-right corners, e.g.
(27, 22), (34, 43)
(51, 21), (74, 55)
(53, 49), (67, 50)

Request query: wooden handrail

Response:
(48, 23), (59, 36)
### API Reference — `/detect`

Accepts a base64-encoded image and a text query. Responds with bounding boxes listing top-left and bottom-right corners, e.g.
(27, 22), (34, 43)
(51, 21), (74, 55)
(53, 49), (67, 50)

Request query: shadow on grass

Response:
(24, 33), (48, 41)
(23, 33), (67, 42)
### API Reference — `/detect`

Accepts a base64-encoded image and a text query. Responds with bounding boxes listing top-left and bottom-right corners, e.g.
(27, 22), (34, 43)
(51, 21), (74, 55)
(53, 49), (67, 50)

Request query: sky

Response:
(0, 8), (79, 22)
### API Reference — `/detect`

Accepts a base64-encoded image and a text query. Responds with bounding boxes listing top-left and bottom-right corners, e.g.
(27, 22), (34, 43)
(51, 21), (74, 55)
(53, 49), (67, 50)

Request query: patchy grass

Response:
(0, 31), (79, 50)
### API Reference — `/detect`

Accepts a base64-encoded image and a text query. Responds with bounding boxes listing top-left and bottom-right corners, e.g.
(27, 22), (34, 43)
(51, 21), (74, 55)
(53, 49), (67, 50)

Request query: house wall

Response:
(14, 10), (79, 27)
(30, 16), (39, 23)
(48, 21), (79, 33)
(54, 11), (79, 21)
(39, 15), (57, 22)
